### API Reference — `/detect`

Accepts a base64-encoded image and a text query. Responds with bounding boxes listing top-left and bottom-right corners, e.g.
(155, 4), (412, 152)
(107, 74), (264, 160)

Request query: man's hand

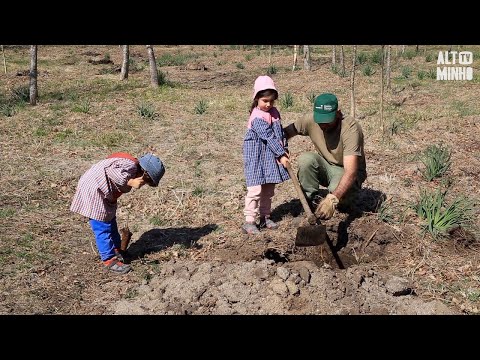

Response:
(315, 193), (339, 220)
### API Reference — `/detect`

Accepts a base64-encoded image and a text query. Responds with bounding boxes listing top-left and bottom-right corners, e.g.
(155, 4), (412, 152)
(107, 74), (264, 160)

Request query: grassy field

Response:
(1, 45), (479, 314)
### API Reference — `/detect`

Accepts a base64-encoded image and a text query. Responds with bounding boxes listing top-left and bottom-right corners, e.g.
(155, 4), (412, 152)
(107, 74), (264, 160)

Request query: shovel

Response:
(285, 162), (327, 247)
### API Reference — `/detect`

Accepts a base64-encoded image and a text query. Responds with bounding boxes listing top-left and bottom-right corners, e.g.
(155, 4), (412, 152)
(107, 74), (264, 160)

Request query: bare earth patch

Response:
(1, 45), (479, 315)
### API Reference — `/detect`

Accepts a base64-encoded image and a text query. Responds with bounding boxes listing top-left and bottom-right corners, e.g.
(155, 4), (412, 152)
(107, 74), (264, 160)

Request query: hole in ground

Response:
(262, 248), (289, 263)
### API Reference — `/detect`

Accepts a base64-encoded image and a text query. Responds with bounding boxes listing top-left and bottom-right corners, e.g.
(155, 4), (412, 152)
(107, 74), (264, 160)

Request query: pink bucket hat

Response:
(252, 75), (277, 100)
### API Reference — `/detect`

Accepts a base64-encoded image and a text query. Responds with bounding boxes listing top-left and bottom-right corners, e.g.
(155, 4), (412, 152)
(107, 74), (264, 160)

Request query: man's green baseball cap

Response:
(313, 93), (338, 124)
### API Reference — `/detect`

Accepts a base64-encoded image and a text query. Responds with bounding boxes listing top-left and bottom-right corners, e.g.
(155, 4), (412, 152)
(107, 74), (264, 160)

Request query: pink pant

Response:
(244, 183), (275, 223)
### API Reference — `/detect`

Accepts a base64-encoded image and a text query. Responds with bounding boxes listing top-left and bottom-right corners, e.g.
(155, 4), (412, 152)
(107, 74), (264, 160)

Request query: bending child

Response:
(242, 75), (290, 235)
(70, 152), (165, 274)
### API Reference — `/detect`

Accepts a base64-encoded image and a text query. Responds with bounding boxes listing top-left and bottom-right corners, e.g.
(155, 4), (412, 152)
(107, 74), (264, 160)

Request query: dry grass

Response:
(1, 45), (479, 314)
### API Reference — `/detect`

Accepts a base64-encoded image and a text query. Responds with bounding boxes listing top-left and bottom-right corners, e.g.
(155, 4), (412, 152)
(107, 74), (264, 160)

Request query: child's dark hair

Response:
(249, 89), (278, 114)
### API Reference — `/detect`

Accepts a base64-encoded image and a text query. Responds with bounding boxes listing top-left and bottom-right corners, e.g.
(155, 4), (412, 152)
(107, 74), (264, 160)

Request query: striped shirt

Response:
(243, 107), (289, 187)
(70, 157), (138, 222)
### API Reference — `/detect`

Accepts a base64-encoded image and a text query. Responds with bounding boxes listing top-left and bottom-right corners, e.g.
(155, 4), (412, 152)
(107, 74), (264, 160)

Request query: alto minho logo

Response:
(437, 51), (473, 81)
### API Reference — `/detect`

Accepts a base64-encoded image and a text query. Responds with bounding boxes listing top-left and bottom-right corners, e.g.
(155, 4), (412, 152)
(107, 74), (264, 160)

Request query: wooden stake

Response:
(381, 45), (385, 140)
(1, 45), (6, 74)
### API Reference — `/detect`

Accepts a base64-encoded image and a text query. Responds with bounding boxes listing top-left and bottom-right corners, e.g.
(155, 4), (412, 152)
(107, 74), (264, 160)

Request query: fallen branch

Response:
(89, 238), (97, 255)
(362, 227), (379, 251)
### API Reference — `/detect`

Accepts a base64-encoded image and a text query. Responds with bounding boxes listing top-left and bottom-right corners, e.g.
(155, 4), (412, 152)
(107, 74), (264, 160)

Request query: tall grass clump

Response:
(420, 144), (451, 181)
(266, 65), (277, 75)
(356, 52), (368, 65)
(137, 102), (156, 119)
(280, 92), (294, 109)
(72, 99), (91, 113)
(194, 100), (208, 115)
(157, 70), (170, 86)
(412, 187), (475, 240)
(12, 85), (30, 103)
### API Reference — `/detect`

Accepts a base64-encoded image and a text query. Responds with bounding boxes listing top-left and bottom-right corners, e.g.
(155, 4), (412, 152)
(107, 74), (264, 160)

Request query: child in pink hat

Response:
(242, 75), (290, 234)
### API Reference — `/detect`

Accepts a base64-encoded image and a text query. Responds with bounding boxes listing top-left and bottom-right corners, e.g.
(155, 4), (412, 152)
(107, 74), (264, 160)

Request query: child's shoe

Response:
(259, 216), (279, 230)
(103, 256), (131, 274)
(114, 248), (125, 262)
(242, 222), (260, 235)
(114, 248), (130, 263)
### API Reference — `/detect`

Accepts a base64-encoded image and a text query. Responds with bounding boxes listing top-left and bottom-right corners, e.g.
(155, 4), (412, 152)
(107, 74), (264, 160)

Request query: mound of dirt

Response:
(109, 259), (457, 315)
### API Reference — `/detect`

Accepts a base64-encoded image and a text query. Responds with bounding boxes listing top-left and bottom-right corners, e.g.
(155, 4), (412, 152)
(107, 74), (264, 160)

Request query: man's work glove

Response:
(315, 194), (339, 220)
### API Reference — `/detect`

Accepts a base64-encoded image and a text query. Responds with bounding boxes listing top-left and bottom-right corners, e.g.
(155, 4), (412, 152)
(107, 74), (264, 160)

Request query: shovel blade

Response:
(295, 224), (327, 247)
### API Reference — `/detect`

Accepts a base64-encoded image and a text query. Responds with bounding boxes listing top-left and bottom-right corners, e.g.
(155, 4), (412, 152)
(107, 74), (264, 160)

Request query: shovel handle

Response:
(286, 162), (317, 225)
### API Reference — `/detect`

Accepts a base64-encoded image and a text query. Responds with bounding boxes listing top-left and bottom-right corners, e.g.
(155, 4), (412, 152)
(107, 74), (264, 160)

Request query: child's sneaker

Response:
(103, 256), (131, 274)
(114, 248), (125, 262)
(242, 222), (260, 235)
(114, 248), (131, 263)
(259, 216), (279, 230)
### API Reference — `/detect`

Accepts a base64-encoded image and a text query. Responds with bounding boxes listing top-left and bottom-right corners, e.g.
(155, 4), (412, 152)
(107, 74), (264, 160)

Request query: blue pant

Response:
(89, 217), (121, 261)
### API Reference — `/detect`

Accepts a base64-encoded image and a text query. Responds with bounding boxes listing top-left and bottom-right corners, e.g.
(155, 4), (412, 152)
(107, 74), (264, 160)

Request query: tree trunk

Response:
(340, 45), (345, 76)
(1, 45), (6, 74)
(146, 45), (159, 87)
(401, 45), (406, 54)
(332, 45), (336, 66)
(292, 45), (298, 71)
(350, 45), (357, 119)
(386, 45), (391, 90)
(268, 45), (272, 66)
(29, 45), (38, 106)
(120, 45), (129, 80)
(380, 45), (385, 140)
(303, 45), (311, 71)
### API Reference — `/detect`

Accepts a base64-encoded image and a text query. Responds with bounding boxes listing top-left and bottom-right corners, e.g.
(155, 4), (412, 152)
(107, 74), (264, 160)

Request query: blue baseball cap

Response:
(139, 153), (165, 187)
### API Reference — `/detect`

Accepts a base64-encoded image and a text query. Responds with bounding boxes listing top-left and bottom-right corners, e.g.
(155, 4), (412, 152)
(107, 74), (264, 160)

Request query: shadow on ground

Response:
(335, 187), (387, 250)
(270, 199), (304, 221)
(271, 186), (386, 221)
(127, 224), (218, 259)
(271, 186), (387, 257)
(355, 187), (387, 213)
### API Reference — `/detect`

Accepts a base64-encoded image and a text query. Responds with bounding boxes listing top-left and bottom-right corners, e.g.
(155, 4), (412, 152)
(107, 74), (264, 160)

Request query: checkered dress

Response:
(70, 157), (138, 222)
(243, 107), (289, 187)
